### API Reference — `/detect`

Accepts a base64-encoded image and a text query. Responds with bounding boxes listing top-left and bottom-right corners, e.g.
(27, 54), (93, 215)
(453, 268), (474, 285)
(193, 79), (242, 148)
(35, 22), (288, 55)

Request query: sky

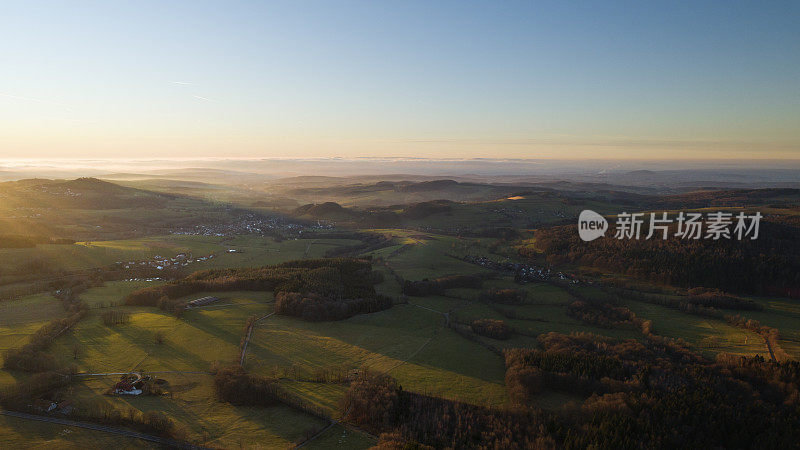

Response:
(1, 1), (799, 160)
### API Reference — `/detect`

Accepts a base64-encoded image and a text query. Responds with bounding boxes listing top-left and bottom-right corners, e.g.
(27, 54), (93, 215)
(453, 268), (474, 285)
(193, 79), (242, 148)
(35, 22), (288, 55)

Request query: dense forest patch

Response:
(532, 218), (800, 297)
(124, 258), (391, 320)
(504, 332), (800, 448)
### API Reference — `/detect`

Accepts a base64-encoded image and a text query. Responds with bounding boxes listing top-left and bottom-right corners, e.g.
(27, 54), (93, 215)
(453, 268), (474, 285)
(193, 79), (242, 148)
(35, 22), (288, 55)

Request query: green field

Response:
(369, 231), (491, 280)
(247, 303), (508, 406)
(66, 374), (337, 448)
(0, 234), (365, 277)
(50, 291), (272, 373)
(620, 299), (770, 357)
(0, 293), (67, 388)
(0, 414), (158, 449)
(718, 296), (800, 359)
(79, 281), (163, 308)
(40, 288), (377, 447)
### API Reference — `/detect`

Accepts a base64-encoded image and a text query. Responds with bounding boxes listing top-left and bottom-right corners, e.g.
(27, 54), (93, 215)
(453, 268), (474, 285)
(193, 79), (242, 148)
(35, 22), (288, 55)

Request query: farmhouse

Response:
(113, 373), (144, 395)
(113, 381), (142, 396)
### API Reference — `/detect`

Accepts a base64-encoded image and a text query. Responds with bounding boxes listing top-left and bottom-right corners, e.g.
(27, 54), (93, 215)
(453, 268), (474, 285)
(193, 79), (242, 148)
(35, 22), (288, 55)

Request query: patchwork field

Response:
(1, 181), (798, 447)
(50, 291), (273, 373)
(247, 304), (508, 406)
(65, 374), (349, 448)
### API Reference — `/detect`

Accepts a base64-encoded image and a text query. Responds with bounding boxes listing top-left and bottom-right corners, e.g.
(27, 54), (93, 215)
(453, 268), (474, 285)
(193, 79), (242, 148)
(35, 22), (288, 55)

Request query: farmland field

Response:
(50, 291), (273, 373)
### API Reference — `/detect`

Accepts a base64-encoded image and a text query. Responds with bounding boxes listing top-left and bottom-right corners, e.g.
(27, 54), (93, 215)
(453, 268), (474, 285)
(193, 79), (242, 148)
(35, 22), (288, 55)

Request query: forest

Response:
(123, 257), (387, 320)
(341, 332), (800, 449)
(532, 218), (800, 297)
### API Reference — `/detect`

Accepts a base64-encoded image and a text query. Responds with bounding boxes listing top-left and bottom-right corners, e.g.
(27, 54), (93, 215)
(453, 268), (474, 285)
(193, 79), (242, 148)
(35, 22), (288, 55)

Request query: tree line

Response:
(275, 291), (392, 321)
(470, 319), (512, 340)
(605, 286), (788, 361)
(3, 299), (87, 373)
(478, 288), (527, 305)
(402, 274), (483, 296)
(213, 364), (330, 420)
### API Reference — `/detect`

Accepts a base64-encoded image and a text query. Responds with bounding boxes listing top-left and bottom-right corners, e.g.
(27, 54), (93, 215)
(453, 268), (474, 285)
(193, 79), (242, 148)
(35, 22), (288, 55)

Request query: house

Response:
(113, 381), (142, 395)
(32, 399), (58, 412)
(113, 373), (145, 395)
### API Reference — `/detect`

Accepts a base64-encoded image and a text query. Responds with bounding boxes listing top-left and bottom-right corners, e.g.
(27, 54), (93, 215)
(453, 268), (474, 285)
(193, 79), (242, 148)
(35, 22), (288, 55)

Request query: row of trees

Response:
(470, 319), (512, 340)
(341, 370), (556, 449)
(478, 288), (528, 305)
(686, 287), (763, 310)
(274, 291), (392, 321)
(566, 300), (650, 332)
(3, 301), (87, 372)
(101, 309), (130, 326)
(213, 365), (330, 420)
(607, 286), (788, 360)
(0, 234), (75, 249)
(402, 275), (483, 296)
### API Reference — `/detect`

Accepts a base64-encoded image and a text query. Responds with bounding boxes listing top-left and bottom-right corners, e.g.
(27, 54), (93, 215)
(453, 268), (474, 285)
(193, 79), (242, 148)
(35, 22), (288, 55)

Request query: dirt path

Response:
(240, 311), (275, 366)
(764, 335), (777, 362)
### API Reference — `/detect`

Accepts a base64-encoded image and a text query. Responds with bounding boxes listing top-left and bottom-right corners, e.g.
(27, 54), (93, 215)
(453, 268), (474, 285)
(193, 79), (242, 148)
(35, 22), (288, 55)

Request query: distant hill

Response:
(658, 188), (800, 209)
(294, 202), (354, 219)
(279, 179), (518, 207)
(402, 200), (455, 219)
(0, 177), (269, 241)
(0, 177), (172, 210)
(399, 179), (460, 192)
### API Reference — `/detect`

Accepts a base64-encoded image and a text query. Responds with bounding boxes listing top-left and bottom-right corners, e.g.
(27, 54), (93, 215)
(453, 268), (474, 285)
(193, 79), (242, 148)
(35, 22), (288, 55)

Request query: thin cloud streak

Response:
(0, 92), (73, 109)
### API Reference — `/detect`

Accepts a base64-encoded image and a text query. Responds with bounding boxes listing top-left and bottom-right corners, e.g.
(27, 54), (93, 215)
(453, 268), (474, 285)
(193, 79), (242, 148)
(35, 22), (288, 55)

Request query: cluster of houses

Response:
(171, 212), (314, 237)
(461, 254), (579, 284)
(116, 252), (215, 271)
(34, 185), (81, 197)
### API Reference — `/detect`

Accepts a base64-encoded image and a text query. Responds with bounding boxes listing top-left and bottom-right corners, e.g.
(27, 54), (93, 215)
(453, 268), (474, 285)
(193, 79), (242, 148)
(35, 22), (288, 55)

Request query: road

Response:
(240, 311), (275, 366)
(0, 410), (207, 449)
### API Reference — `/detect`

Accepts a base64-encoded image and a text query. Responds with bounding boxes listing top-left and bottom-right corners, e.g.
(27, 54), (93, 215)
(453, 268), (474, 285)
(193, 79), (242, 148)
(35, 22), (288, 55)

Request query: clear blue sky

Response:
(1, 1), (798, 159)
